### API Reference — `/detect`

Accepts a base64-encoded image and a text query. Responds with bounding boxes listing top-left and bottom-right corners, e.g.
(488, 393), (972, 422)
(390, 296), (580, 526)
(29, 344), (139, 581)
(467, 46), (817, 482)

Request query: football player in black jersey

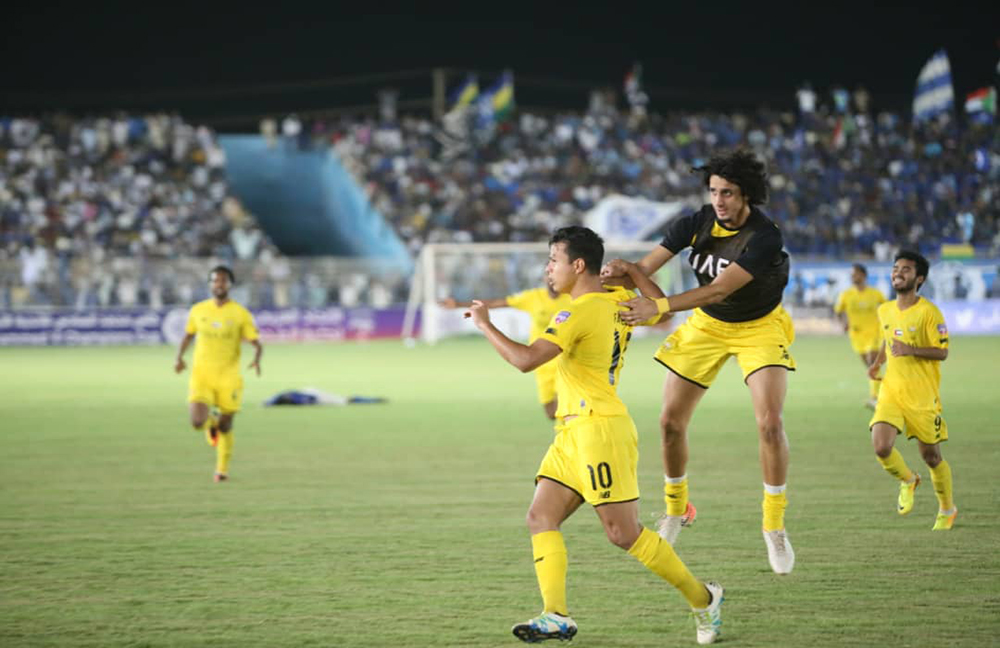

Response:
(601, 149), (796, 574)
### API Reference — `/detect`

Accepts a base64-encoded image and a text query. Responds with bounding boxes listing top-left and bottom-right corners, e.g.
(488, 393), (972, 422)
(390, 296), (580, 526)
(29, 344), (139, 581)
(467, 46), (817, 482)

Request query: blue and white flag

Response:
(913, 49), (954, 122)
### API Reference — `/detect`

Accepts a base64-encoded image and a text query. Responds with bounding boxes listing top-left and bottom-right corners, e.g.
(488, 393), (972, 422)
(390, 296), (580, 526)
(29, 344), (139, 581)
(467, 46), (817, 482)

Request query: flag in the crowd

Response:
(831, 114), (856, 149)
(449, 75), (479, 110)
(478, 70), (515, 123)
(964, 86), (996, 124)
(624, 62), (649, 112)
(912, 49), (954, 122)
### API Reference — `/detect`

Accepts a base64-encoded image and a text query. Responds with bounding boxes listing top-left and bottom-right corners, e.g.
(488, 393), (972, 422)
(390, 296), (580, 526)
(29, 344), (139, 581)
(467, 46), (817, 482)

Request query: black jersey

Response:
(659, 205), (789, 322)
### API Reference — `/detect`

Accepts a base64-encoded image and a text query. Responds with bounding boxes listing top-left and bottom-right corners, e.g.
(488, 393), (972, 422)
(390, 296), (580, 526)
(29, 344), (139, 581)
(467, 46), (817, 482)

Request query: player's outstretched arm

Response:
(247, 339), (263, 376)
(601, 245), (674, 281)
(618, 261), (754, 325)
(465, 300), (561, 372)
(439, 297), (509, 309)
(174, 333), (195, 373)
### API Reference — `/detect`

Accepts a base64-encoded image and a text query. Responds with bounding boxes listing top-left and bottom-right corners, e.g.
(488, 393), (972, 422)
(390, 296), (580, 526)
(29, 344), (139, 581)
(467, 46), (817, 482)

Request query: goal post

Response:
(401, 241), (686, 344)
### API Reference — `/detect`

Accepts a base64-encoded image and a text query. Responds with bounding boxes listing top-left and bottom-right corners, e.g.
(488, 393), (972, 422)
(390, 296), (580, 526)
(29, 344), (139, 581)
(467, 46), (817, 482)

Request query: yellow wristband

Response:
(654, 297), (671, 314)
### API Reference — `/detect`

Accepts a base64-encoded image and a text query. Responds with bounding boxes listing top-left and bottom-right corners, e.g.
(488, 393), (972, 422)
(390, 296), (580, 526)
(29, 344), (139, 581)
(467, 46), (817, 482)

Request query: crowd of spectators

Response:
(0, 114), (274, 307)
(325, 95), (999, 259)
(2, 98), (998, 310)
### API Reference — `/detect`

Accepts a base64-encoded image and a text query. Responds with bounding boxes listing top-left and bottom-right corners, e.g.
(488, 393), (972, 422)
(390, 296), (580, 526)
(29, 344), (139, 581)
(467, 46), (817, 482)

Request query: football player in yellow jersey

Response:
(466, 226), (725, 645)
(439, 282), (571, 419)
(834, 264), (887, 408)
(174, 266), (262, 483)
(868, 251), (956, 530)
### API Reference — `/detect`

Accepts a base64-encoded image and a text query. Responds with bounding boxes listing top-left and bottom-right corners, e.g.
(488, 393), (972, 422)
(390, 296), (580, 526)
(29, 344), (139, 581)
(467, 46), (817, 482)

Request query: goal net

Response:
(402, 241), (686, 344)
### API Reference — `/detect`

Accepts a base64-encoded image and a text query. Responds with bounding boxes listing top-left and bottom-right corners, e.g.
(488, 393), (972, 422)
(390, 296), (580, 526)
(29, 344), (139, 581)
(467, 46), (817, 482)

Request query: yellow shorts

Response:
(188, 370), (244, 413)
(849, 327), (882, 355)
(869, 390), (948, 445)
(653, 306), (796, 388)
(536, 415), (639, 506)
(535, 360), (557, 405)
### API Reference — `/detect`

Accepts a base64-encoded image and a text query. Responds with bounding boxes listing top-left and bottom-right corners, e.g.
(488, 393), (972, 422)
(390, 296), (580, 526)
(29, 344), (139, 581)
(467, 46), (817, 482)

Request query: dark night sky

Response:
(3, 3), (999, 129)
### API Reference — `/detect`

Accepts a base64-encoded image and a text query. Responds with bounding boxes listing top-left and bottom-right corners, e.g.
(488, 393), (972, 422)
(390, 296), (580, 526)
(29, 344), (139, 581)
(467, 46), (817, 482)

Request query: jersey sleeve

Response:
(924, 304), (948, 349)
(659, 211), (701, 254)
(733, 225), (783, 277)
(538, 305), (580, 351)
(505, 288), (536, 312)
(185, 306), (197, 335)
(241, 307), (260, 341)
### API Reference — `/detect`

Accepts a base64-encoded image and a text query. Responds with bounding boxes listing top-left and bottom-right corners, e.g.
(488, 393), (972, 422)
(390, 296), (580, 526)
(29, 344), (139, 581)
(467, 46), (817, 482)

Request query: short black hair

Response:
(852, 263), (868, 277)
(209, 265), (236, 284)
(894, 250), (929, 290)
(692, 149), (768, 205)
(549, 226), (604, 275)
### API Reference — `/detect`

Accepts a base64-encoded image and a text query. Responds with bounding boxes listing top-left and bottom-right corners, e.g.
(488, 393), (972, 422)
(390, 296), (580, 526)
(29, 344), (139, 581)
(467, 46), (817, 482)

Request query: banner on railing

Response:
(0, 307), (415, 346)
(0, 301), (998, 346)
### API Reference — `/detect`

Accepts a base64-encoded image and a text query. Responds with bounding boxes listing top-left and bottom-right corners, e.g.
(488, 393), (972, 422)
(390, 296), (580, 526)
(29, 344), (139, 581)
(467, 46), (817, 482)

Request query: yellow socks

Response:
(929, 459), (954, 512)
(664, 475), (689, 516)
(877, 448), (914, 482)
(531, 531), (568, 616)
(628, 527), (709, 608)
(762, 484), (787, 532)
(216, 430), (234, 475)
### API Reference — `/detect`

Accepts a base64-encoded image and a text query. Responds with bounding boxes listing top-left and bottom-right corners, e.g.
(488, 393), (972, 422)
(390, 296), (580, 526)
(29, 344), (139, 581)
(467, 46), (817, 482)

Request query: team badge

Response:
(937, 323), (948, 335)
(554, 311), (571, 324)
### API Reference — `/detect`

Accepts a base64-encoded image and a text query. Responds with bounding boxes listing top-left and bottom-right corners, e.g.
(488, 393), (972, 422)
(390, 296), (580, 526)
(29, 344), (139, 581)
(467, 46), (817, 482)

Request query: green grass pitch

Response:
(1, 336), (998, 647)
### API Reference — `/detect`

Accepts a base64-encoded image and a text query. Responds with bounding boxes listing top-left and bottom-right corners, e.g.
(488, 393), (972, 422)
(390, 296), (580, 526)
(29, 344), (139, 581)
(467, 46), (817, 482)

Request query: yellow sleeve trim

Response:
(655, 297), (671, 314)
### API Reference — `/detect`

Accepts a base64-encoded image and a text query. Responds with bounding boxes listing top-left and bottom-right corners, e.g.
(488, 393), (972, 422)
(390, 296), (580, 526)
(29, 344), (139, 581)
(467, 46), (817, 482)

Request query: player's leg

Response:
(915, 419), (956, 530)
(747, 366), (795, 574)
(656, 373), (705, 542)
(214, 412), (235, 481)
(871, 396), (920, 514)
(212, 376), (244, 482)
(188, 373), (218, 446)
(861, 349), (880, 408)
(596, 500), (723, 644)
(513, 477), (583, 643)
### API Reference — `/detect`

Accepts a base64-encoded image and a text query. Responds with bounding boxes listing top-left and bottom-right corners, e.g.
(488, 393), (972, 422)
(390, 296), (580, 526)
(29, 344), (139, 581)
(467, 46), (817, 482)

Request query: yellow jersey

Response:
(538, 287), (644, 418)
(506, 287), (572, 343)
(877, 297), (948, 409)
(185, 299), (259, 375)
(834, 285), (886, 333)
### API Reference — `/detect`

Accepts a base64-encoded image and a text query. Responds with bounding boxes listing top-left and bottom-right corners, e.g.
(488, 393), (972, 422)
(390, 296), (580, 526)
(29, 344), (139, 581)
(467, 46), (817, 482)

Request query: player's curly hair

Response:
(209, 265), (236, 284)
(692, 149), (768, 205)
(549, 226), (604, 275)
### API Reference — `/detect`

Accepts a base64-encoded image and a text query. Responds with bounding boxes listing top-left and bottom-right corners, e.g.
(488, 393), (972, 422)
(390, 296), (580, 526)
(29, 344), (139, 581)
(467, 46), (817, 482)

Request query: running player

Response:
(602, 149), (796, 574)
(868, 251), (956, 530)
(174, 266), (262, 482)
(834, 263), (886, 408)
(467, 226), (725, 645)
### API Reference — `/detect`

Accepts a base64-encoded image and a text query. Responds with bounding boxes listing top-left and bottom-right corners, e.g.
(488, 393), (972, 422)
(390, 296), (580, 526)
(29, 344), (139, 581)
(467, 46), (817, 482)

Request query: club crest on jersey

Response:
(688, 252), (731, 278)
(554, 311), (571, 324)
